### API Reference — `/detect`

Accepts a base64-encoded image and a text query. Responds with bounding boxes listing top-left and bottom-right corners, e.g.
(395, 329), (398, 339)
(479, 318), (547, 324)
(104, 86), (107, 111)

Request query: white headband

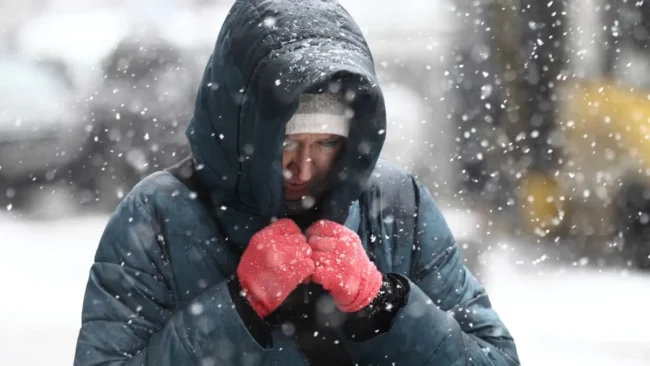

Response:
(285, 93), (350, 137)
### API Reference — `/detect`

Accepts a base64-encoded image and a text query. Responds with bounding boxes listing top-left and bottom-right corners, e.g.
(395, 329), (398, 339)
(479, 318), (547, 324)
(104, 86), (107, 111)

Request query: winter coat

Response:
(73, 0), (519, 365)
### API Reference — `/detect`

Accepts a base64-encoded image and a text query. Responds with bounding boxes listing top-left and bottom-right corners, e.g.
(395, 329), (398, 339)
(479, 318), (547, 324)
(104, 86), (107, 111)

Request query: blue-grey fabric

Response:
(74, 0), (519, 365)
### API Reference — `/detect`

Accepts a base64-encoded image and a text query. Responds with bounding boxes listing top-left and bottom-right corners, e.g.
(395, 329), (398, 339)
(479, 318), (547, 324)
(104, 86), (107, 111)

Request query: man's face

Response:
(282, 133), (346, 205)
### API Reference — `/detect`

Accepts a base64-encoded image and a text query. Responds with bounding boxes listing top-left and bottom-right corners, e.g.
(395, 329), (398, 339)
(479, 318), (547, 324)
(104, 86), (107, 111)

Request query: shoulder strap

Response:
(165, 156), (214, 215)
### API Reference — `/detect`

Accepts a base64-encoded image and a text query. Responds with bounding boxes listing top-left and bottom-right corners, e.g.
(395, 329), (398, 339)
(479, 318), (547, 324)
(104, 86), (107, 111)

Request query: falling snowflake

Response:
(264, 17), (277, 28)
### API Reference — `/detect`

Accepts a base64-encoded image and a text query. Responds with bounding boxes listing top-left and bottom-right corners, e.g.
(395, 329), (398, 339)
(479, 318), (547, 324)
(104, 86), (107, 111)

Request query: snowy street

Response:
(0, 214), (102, 365)
(485, 253), (650, 366)
(1, 213), (648, 365)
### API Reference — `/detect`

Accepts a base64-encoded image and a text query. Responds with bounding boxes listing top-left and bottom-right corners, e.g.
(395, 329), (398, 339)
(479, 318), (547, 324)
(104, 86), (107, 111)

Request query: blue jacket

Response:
(74, 0), (519, 364)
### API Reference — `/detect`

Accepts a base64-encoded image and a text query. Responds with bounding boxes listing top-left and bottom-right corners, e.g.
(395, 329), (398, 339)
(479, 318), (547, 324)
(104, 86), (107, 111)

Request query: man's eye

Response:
(283, 140), (298, 150)
(319, 139), (342, 148)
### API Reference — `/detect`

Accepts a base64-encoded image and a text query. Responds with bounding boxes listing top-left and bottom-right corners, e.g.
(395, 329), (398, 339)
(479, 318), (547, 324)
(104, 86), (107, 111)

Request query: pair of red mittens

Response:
(237, 219), (382, 318)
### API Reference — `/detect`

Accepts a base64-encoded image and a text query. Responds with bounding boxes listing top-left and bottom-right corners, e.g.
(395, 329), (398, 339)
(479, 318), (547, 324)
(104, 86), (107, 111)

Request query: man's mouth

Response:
(284, 183), (310, 198)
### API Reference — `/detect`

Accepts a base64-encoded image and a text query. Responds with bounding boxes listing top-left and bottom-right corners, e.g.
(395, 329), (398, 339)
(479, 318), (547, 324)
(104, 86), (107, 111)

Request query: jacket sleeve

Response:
(73, 196), (272, 366)
(342, 181), (520, 365)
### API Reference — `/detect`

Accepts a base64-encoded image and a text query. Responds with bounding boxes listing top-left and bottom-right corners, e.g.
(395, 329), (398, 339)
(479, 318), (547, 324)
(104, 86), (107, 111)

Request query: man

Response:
(74, 0), (519, 365)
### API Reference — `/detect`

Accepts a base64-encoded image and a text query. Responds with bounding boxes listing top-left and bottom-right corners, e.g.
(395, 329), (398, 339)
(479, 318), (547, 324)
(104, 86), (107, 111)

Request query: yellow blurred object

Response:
(518, 171), (565, 236)
(562, 80), (650, 173)
(515, 79), (650, 239)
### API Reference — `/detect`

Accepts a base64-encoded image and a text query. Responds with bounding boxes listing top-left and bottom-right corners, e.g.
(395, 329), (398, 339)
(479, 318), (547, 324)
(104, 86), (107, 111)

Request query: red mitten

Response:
(237, 219), (315, 318)
(306, 220), (383, 313)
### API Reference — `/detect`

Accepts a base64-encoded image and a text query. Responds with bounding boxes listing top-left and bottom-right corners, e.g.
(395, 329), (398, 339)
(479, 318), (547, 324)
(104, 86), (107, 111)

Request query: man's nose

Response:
(296, 154), (314, 183)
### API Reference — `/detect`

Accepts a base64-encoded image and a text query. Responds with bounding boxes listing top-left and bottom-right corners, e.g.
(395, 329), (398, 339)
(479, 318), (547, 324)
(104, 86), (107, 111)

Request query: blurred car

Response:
(0, 54), (90, 209)
(11, 5), (227, 211)
(70, 34), (202, 209)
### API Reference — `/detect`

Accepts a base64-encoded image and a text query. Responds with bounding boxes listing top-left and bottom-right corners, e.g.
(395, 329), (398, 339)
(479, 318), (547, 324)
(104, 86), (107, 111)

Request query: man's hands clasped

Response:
(237, 219), (382, 319)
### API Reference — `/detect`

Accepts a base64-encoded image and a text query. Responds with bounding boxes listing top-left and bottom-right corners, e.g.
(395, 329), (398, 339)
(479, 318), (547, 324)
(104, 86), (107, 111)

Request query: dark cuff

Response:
(342, 273), (409, 342)
(227, 276), (274, 347)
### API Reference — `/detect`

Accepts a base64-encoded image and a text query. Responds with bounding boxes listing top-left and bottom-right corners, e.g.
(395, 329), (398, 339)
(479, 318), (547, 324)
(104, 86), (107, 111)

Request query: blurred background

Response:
(1, 0), (650, 364)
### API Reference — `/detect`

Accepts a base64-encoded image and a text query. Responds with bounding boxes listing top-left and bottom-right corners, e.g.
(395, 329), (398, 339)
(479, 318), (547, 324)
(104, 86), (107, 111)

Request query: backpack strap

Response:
(165, 156), (214, 215)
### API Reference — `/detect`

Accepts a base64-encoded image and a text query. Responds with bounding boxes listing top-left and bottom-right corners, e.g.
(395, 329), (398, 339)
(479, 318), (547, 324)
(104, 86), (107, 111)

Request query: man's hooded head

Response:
(186, 0), (386, 224)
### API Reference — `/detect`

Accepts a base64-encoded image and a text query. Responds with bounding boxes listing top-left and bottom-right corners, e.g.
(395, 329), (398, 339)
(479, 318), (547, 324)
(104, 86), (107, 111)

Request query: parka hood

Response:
(186, 0), (386, 223)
